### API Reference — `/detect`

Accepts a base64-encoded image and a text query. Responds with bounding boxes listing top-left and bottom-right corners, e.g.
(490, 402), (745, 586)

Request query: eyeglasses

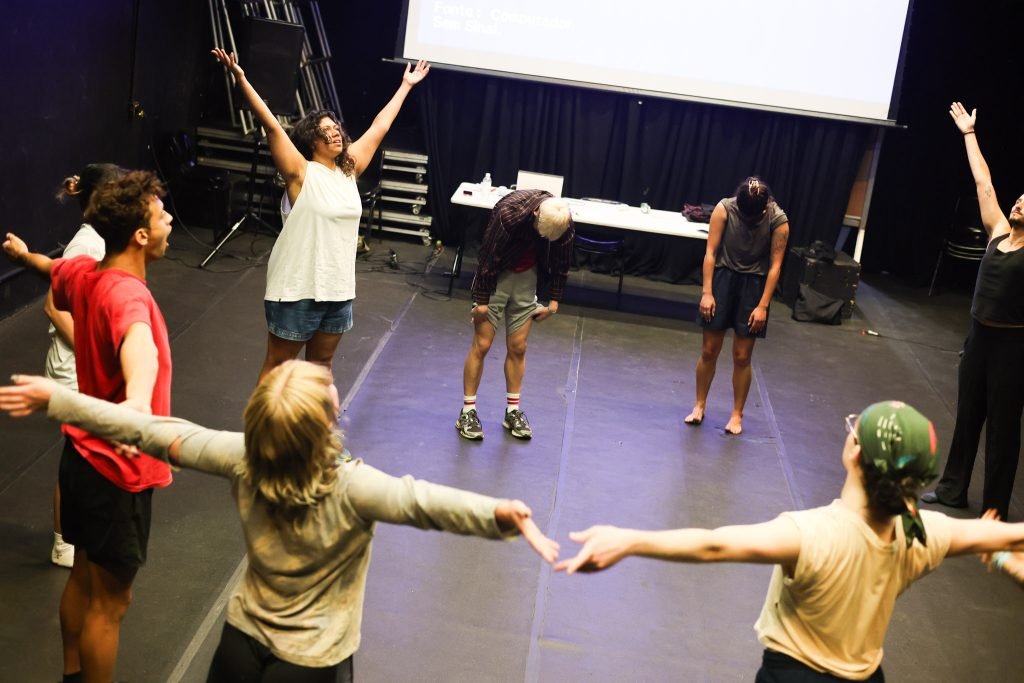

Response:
(844, 413), (859, 440)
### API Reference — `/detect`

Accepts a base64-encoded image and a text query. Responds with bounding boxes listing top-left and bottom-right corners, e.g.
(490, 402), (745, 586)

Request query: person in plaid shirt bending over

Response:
(457, 189), (574, 440)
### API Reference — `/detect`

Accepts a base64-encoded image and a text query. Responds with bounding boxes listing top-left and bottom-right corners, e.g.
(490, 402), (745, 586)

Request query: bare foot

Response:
(684, 406), (704, 426)
(724, 415), (743, 435)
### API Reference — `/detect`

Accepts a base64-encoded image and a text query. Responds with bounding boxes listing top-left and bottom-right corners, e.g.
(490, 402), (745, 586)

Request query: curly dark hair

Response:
(861, 461), (920, 517)
(83, 170), (166, 254)
(734, 176), (773, 218)
(57, 163), (125, 211)
(290, 110), (355, 176)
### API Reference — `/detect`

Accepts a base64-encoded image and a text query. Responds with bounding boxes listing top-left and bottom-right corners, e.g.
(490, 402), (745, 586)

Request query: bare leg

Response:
(60, 549), (91, 676)
(503, 319), (533, 395)
(726, 334), (757, 435)
(304, 331), (344, 374)
(686, 329), (727, 425)
(79, 561), (136, 683)
(257, 333), (306, 384)
(463, 317), (496, 397)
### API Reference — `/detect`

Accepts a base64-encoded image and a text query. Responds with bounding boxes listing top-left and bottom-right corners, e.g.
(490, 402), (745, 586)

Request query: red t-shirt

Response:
(51, 255), (173, 492)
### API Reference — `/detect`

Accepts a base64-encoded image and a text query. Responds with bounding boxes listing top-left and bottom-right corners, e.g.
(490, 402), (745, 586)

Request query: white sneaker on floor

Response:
(51, 538), (74, 568)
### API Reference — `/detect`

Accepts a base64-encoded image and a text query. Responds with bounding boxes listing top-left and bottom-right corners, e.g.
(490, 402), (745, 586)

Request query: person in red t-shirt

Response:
(3, 170), (173, 683)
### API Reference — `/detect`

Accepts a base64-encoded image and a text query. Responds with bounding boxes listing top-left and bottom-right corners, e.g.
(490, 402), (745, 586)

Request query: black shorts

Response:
(59, 439), (153, 572)
(698, 267), (769, 338)
(755, 650), (885, 682)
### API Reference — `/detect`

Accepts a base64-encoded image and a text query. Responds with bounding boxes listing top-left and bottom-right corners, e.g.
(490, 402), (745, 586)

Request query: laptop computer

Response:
(515, 170), (564, 198)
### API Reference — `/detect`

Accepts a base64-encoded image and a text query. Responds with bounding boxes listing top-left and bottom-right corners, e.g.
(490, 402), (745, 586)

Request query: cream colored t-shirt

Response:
(265, 161), (362, 302)
(754, 501), (952, 680)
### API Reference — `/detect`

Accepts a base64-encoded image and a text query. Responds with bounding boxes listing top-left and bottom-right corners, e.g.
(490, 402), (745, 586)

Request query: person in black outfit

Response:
(921, 102), (1024, 520)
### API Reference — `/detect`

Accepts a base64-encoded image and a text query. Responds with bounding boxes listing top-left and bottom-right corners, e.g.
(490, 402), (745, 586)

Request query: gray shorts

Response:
(485, 268), (538, 334)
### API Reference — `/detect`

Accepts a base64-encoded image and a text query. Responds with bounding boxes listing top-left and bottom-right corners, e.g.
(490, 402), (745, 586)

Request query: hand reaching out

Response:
(495, 499), (560, 564)
(211, 47), (244, 80)
(403, 59), (430, 87)
(949, 101), (976, 135)
(0, 374), (57, 417)
(3, 232), (28, 264)
(979, 508), (1001, 569)
(554, 525), (634, 574)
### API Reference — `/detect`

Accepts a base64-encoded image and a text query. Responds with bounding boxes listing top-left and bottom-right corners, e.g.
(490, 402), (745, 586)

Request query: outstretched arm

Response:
(945, 509), (1024, 557)
(346, 463), (559, 564)
(949, 102), (1010, 239)
(3, 232), (54, 276)
(347, 60), (430, 176)
(555, 516), (800, 574)
(211, 48), (307, 186)
(0, 375), (244, 476)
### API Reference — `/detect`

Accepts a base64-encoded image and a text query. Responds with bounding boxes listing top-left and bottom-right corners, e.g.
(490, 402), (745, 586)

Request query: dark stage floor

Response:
(1, 231), (1022, 682)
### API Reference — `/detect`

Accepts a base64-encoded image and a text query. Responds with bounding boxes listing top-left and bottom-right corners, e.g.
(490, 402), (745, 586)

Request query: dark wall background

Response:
(3, 0), (1022, 319)
(0, 0), (207, 319)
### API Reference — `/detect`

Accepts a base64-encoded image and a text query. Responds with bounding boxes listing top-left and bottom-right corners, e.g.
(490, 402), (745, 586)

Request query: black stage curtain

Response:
(418, 70), (871, 284)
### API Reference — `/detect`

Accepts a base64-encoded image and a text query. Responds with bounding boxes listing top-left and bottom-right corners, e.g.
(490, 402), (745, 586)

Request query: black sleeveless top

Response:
(971, 234), (1024, 325)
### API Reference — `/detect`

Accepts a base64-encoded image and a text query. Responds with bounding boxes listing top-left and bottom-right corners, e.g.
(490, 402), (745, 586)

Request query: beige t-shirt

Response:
(754, 501), (952, 680)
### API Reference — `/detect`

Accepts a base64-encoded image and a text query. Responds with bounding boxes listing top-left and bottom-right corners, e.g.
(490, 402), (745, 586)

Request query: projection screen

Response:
(397, 0), (913, 124)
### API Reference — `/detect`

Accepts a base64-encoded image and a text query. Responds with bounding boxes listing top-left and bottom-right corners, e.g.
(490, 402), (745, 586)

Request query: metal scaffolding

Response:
(208, 0), (341, 134)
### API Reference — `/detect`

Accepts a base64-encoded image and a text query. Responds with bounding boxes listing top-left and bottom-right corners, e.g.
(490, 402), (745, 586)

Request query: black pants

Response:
(207, 622), (353, 683)
(935, 321), (1024, 520)
(755, 650), (885, 682)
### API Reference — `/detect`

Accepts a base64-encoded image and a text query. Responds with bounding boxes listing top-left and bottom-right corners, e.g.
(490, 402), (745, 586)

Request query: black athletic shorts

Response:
(698, 266), (769, 338)
(59, 439), (153, 571)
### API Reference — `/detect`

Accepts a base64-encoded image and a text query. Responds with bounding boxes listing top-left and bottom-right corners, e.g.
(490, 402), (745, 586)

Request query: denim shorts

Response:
(264, 299), (354, 342)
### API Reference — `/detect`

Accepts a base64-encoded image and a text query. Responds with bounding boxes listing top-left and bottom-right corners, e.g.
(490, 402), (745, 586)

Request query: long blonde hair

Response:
(241, 361), (342, 519)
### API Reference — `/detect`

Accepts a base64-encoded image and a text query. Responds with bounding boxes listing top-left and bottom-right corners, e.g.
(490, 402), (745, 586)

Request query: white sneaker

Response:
(51, 537), (74, 568)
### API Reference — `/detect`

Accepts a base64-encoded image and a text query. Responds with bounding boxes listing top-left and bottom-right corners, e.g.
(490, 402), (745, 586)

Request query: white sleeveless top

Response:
(265, 161), (362, 302)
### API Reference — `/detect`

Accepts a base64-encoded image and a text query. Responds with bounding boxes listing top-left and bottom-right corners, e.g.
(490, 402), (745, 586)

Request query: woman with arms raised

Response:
(211, 47), (429, 383)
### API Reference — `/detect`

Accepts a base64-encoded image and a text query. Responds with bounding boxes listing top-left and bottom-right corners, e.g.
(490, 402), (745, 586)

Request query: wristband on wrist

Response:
(993, 551), (1011, 572)
(964, 131), (976, 136)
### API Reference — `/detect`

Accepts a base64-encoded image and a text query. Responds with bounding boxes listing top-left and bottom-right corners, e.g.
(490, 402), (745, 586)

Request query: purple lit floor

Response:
(1, 234), (1021, 682)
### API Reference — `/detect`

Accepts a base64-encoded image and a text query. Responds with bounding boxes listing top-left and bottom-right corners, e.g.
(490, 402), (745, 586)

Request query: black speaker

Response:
(238, 17), (306, 116)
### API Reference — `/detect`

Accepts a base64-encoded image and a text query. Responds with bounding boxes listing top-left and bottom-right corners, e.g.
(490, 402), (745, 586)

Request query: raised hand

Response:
(211, 47), (244, 80)
(949, 101), (976, 135)
(495, 499), (560, 564)
(554, 525), (633, 574)
(0, 374), (58, 417)
(2, 232), (28, 264)
(403, 59), (430, 87)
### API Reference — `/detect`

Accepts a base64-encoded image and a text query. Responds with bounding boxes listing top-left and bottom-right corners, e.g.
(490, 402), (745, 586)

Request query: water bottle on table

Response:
(480, 172), (492, 190)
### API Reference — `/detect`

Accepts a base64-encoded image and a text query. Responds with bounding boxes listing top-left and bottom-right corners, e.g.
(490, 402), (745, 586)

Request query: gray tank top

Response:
(716, 197), (788, 275)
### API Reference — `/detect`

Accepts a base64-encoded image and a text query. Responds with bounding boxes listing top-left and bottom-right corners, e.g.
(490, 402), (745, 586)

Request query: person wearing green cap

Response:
(556, 401), (1024, 682)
